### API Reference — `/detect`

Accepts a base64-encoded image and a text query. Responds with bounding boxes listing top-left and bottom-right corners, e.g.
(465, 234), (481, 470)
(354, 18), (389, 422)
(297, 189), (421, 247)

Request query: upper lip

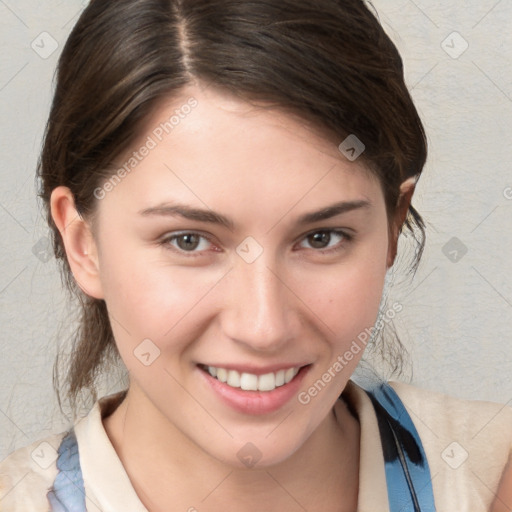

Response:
(198, 362), (311, 376)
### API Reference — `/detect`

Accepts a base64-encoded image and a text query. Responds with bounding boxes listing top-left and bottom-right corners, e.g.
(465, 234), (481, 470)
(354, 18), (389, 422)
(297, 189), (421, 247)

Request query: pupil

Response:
(178, 234), (199, 251)
(309, 232), (330, 249)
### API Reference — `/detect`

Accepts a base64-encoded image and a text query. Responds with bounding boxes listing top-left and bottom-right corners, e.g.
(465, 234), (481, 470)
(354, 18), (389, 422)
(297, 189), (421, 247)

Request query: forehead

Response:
(102, 84), (384, 218)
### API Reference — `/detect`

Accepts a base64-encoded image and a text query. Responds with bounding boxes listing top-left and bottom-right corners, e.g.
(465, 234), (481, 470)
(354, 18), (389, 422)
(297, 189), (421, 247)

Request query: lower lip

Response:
(198, 365), (311, 415)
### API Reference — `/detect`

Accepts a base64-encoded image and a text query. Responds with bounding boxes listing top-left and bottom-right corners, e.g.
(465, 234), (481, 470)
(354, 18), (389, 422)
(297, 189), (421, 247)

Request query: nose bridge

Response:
(223, 252), (293, 351)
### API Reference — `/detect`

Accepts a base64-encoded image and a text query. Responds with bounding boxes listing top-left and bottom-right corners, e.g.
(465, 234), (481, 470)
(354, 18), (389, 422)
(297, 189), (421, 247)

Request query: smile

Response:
(203, 365), (301, 392)
(197, 363), (312, 414)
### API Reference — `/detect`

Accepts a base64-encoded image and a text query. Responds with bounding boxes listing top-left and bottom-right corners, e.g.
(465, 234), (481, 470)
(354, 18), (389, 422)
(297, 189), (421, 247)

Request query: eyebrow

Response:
(138, 199), (371, 230)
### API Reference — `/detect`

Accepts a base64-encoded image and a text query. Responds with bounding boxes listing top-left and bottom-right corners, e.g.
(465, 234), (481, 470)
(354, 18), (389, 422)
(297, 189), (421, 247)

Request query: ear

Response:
(50, 186), (104, 299)
(386, 176), (417, 268)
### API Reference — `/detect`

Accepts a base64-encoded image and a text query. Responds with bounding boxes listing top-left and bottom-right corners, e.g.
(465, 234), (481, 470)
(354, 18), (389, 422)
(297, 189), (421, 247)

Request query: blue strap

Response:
(366, 383), (437, 512)
(47, 428), (87, 511)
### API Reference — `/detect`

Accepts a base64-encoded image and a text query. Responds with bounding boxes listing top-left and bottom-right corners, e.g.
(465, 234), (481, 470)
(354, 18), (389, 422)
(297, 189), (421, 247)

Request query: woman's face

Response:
(79, 83), (394, 467)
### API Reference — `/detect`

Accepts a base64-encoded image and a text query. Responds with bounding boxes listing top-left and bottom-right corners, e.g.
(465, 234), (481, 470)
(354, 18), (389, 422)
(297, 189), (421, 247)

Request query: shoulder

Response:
(388, 380), (512, 509)
(388, 380), (512, 436)
(0, 431), (67, 511)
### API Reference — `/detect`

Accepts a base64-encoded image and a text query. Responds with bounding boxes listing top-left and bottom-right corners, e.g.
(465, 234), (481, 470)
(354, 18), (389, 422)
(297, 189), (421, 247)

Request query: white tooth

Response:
(217, 368), (228, 383)
(240, 372), (259, 391)
(284, 368), (296, 384)
(208, 366), (217, 377)
(293, 367), (300, 377)
(227, 370), (241, 387)
(258, 372), (276, 391)
(275, 369), (285, 387)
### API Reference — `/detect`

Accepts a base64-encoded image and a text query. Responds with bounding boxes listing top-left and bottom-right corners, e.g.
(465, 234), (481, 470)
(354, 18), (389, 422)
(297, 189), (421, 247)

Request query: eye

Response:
(159, 232), (215, 254)
(159, 229), (352, 257)
(297, 229), (352, 253)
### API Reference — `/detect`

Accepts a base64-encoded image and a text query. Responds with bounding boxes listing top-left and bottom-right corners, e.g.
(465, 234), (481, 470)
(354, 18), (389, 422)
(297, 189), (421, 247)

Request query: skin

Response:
(491, 453), (512, 511)
(51, 82), (415, 511)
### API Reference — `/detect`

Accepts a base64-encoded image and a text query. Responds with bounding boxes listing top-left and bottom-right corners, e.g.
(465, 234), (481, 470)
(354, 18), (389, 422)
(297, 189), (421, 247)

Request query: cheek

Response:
(295, 242), (388, 346)
(98, 245), (223, 360)
(311, 269), (384, 334)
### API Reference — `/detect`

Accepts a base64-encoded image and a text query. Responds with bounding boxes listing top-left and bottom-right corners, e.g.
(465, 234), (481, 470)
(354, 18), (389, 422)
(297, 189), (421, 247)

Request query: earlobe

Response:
(50, 186), (104, 299)
(386, 176), (417, 269)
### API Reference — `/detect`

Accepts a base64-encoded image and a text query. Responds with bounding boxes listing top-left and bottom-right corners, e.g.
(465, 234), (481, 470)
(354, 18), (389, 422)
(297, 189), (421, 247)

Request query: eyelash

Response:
(158, 229), (353, 257)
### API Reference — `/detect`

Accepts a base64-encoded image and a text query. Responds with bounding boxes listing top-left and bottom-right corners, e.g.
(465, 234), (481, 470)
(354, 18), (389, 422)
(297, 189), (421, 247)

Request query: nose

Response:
(220, 254), (297, 353)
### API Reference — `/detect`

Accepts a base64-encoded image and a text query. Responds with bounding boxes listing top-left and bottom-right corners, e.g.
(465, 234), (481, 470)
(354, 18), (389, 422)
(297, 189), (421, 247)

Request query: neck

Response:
(103, 385), (359, 512)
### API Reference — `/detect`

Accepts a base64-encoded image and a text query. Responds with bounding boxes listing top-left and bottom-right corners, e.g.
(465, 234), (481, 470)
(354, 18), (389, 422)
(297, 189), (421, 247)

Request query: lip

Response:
(197, 363), (312, 415)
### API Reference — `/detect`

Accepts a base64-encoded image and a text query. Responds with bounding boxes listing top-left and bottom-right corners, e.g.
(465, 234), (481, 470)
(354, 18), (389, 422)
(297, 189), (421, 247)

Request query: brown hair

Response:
(37, 0), (427, 417)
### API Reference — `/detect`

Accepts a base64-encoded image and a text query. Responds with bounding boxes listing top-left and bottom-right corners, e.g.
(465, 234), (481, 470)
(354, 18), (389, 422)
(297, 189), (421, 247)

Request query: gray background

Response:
(1, 0), (511, 460)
